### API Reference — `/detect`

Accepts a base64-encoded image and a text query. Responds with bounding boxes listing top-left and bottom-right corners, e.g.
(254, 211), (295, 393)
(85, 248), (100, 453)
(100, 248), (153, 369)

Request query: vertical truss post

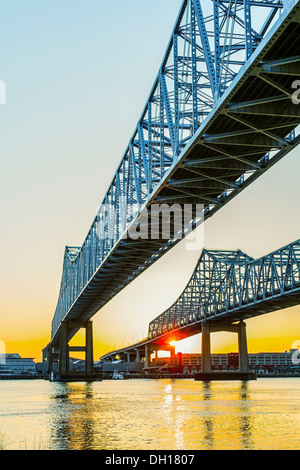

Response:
(213, 0), (221, 98)
(173, 32), (180, 156)
(244, 0), (253, 59)
(91, 226), (96, 278)
(148, 101), (153, 192)
(160, 82), (165, 176)
(79, 251), (84, 292)
(191, 2), (199, 133)
(115, 174), (121, 241)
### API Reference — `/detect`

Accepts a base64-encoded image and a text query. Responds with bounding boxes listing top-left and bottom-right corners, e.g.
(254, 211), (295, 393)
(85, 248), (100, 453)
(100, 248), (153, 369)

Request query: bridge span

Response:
(43, 0), (300, 379)
(99, 238), (300, 376)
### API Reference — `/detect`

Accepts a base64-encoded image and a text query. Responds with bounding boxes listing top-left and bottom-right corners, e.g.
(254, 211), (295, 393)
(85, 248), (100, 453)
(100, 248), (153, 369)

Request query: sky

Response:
(0, 0), (300, 363)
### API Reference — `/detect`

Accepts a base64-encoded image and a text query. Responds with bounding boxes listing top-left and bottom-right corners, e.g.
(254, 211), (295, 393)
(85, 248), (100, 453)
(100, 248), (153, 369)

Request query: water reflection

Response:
(159, 380), (216, 450)
(0, 431), (6, 450)
(50, 383), (97, 450)
(48, 380), (257, 450)
(239, 382), (254, 450)
(161, 381), (186, 449)
(1, 378), (296, 450)
(203, 381), (211, 400)
(47, 380), (257, 450)
(202, 382), (214, 450)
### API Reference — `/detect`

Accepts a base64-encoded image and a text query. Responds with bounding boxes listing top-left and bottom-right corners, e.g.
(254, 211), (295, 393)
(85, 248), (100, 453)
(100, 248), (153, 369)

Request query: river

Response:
(0, 378), (299, 450)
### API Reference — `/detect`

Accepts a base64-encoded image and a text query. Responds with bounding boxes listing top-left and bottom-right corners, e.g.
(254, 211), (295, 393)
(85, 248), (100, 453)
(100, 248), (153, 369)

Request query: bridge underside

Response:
(50, 2), (300, 349)
(99, 282), (300, 359)
(96, 289), (299, 380)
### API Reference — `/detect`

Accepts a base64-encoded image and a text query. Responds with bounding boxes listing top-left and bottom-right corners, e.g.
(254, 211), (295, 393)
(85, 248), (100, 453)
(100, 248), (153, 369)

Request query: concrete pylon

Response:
(134, 348), (141, 362)
(85, 321), (94, 376)
(145, 345), (152, 369)
(58, 320), (94, 379)
(200, 321), (250, 374)
(238, 321), (249, 373)
(59, 321), (69, 376)
(201, 323), (211, 373)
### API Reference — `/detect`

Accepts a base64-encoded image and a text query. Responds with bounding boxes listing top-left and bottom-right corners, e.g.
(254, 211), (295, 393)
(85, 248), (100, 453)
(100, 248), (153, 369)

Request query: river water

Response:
(0, 378), (299, 450)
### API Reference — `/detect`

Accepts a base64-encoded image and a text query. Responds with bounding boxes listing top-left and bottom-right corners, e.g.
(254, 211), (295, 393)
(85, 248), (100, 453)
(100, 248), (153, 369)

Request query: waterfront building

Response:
(248, 350), (296, 367)
(0, 354), (36, 374)
(151, 350), (300, 375)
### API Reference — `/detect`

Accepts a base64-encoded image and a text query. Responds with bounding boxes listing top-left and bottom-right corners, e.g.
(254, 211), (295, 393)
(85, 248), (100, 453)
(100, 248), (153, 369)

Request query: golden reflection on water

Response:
(50, 382), (98, 450)
(0, 379), (299, 450)
(154, 380), (255, 450)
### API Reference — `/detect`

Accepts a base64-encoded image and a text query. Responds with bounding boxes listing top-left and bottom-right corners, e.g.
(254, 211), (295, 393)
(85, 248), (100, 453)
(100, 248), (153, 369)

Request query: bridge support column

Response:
(45, 345), (53, 374)
(135, 348), (141, 362)
(201, 324), (211, 373)
(43, 343), (59, 377)
(199, 321), (250, 375)
(238, 321), (249, 373)
(57, 320), (95, 380)
(59, 321), (69, 376)
(145, 345), (152, 369)
(85, 321), (94, 376)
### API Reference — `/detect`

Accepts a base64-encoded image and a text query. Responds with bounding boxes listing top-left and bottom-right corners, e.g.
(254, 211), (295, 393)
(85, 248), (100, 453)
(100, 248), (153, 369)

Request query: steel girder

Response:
(51, 0), (300, 345)
(148, 239), (300, 341)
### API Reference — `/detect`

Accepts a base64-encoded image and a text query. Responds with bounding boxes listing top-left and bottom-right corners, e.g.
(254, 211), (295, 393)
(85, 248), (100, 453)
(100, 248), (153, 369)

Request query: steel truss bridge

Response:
(101, 239), (300, 373)
(45, 0), (300, 375)
(148, 238), (300, 341)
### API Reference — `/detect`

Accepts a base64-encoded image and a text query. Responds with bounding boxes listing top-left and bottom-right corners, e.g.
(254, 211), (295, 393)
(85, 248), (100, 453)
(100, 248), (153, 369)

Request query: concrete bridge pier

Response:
(134, 347), (145, 363)
(201, 321), (249, 373)
(201, 323), (211, 374)
(134, 348), (140, 362)
(144, 343), (175, 373)
(53, 320), (98, 381)
(42, 343), (59, 376)
(238, 321), (249, 374)
(196, 321), (256, 381)
(145, 344), (152, 370)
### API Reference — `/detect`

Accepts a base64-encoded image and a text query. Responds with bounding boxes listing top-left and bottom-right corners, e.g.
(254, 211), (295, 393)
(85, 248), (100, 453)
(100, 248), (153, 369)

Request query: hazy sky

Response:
(1, 0), (300, 362)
